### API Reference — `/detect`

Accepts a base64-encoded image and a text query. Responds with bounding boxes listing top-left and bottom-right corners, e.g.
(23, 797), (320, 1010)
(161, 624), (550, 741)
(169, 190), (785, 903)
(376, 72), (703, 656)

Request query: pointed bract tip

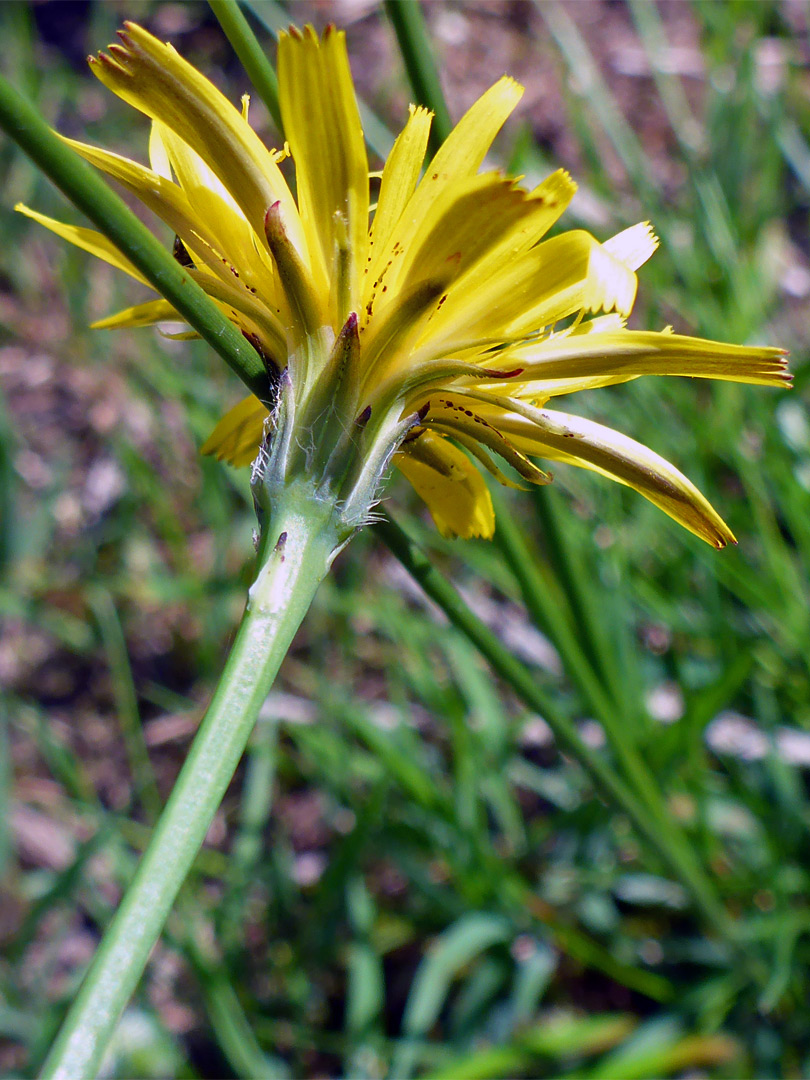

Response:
(355, 405), (372, 428)
(485, 367), (524, 379)
(263, 202), (285, 244)
(263, 201), (283, 235)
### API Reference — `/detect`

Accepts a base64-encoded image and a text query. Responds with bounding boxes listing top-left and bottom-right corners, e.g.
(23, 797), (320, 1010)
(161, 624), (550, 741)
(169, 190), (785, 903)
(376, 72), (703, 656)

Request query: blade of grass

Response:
(493, 492), (630, 731)
(88, 588), (162, 822)
(301, 695), (671, 1001)
(537, 1), (656, 202)
(425, 1013), (636, 1080)
(628, 0), (704, 161)
(493, 494), (714, 893)
(374, 515), (734, 946)
(390, 913), (512, 1080)
(532, 486), (636, 710)
(383, 0), (454, 155)
(218, 712), (281, 954)
(0, 698), (10, 879)
(209, 0), (282, 132)
(184, 919), (290, 1080)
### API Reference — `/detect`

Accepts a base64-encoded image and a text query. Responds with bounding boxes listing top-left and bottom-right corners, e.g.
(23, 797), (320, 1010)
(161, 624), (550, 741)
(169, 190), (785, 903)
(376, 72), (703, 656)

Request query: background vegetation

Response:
(1, 1), (808, 1076)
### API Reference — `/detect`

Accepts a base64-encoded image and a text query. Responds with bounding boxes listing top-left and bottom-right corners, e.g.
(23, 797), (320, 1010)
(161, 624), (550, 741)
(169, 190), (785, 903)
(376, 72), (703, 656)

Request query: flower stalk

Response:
(41, 478), (346, 1080)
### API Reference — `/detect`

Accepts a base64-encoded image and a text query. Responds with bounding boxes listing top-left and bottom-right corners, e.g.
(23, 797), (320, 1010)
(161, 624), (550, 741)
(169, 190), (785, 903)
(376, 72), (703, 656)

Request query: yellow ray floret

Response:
(278, 25), (368, 316)
(394, 432), (495, 540)
(492, 405), (737, 548)
(16, 204), (150, 285)
(89, 22), (308, 267)
(200, 395), (268, 468)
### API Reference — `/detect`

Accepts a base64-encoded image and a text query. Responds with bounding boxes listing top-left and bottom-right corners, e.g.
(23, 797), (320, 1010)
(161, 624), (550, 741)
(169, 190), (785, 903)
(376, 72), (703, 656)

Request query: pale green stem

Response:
(41, 483), (343, 1080)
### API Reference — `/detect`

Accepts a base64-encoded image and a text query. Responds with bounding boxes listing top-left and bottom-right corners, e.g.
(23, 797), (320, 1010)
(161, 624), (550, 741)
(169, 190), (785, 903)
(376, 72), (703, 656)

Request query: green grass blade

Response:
(209, 0), (283, 132)
(383, 0), (454, 154)
(375, 515), (733, 943)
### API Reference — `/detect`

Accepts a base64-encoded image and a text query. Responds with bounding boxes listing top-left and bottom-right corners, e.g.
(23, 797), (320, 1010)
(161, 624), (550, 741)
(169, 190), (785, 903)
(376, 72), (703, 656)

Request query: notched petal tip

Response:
(499, 74), (524, 97)
(603, 221), (659, 272)
(713, 527), (736, 549)
(93, 50), (129, 75)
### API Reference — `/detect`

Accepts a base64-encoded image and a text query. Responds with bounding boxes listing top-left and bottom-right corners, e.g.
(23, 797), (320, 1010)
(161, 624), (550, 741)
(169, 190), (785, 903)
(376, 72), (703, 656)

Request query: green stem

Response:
(532, 486), (630, 708)
(493, 497), (622, 728)
(374, 515), (732, 940)
(383, 0), (454, 155)
(41, 483), (342, 1080)
(0, 71), (268, 401)
(209, 0), (283, 133)
(89, 589), (162, 822)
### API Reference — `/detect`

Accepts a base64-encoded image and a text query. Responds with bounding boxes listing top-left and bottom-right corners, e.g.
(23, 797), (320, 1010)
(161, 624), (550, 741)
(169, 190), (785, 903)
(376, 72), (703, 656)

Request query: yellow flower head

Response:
(19, 22), (790, 545)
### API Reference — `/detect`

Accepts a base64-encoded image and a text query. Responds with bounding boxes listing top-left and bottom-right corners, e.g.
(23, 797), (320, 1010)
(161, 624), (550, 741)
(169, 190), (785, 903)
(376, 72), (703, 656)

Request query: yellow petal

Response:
(368, 172), (578, 357)
(184, 269), (287, 363)
(421, 76), (523, 188)
(151, 121), (279, 297)
(368, 76), (523, 285)
(91, 298), (180, 329)
(16, 204), (150, 286)
(278, 25), (368, 314)
(89, 23), (307, 264)
(493, 405), (737, 548)
(524, 169), (579, 245)
(387, 174), (535, 307)
(414, 230), (597, 353)
(395, 431), (495, 539)
(148, 120), (172, 178)
(369, 104), (432, 258)
(500, 328), (792, 393)
(62, 135), (271, 294)
(422, 397), (551, 486)
(200, 395), (268, 467)
(584, 242), (639, 319)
